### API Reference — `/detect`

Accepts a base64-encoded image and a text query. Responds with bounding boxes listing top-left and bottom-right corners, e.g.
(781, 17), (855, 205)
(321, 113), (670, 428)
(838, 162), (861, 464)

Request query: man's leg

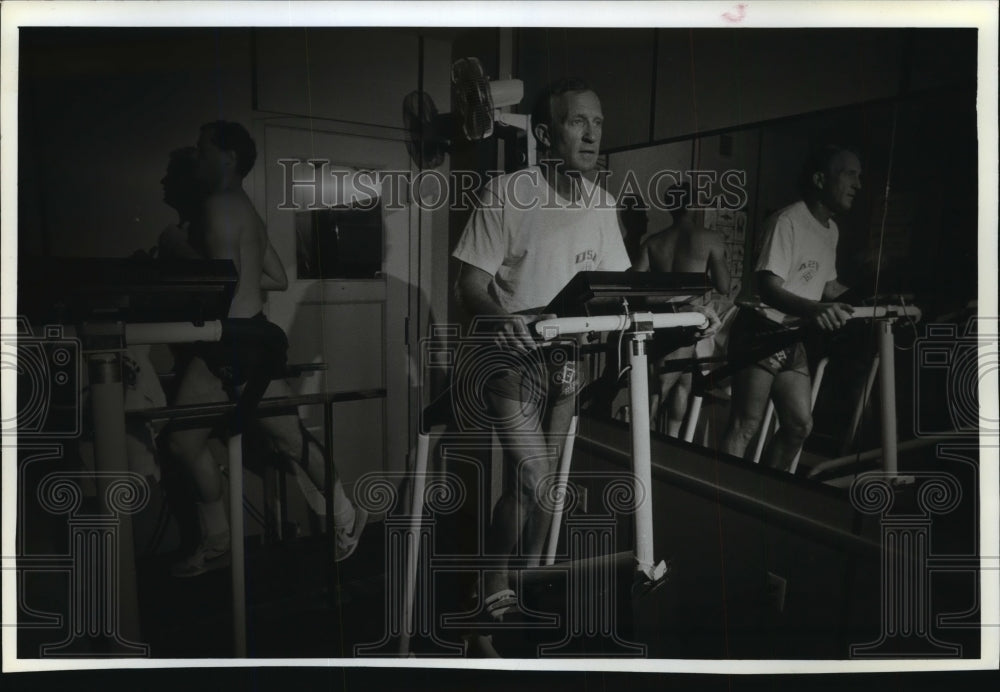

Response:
(719, 365), (775, 459)
(253, 379), (365, 559)
(666, 372), (693, 438)
(660, 344), (695, 438)
(166, 356), (228, 501)
(521, 392), (577, 566)
(254, 380), (352, 518)
(766, 367), (813, 472)
(478, 386), (554, 600)
(164, 356), (231, 574)
(651, 366), (682, 434)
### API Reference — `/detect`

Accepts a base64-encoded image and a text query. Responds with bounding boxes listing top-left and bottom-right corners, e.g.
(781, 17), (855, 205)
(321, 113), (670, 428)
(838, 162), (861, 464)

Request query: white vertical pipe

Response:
(844, 354), (881, 455)
(752, 402), (775, 464)
(628, 337), (656, 577)
(228, 434), (246, 657)
(89, 353), (142, 645)
(545, 416), (578, 566)
(877, 321), (898, 475)
(682, 395), (702, 444)
(401, 432), (431, 656)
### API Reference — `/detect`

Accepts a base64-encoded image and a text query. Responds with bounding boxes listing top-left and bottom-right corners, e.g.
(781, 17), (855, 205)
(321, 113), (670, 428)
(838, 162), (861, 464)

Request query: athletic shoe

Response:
(171, 532), (231, 578)
(334, 506), (368, 562)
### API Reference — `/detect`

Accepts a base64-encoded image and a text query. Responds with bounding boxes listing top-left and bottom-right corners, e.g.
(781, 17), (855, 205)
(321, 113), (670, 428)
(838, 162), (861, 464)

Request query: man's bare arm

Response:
(632, 241), (651, 272)
(261, 242), (288, 291)
(455, 262), (538, 351)
(708, 238), (731, 295)
(758, 271), (852, 330)
(455, 263), (505, 316)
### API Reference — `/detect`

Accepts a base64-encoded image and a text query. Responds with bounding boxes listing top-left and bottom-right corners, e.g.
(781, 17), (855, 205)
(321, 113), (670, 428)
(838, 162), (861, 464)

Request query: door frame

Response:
(250, 114), (426, 480)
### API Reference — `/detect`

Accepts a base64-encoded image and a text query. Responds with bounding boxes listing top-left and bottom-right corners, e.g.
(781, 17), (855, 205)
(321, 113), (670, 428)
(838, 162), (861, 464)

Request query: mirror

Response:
(585, 87), (977, 483)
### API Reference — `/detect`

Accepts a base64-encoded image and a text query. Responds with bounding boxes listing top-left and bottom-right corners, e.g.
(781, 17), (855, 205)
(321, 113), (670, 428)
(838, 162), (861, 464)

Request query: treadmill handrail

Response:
(848, 305), (922, 322)
(125, 320), (224, 344)
(534, 311), (708, 340)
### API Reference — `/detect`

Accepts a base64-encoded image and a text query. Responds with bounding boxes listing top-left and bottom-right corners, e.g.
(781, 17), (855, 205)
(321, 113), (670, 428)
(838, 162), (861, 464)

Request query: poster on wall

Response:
(702, 206), (747, 305)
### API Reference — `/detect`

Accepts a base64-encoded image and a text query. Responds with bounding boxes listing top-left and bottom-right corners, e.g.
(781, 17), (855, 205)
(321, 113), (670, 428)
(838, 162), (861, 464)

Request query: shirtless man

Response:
(633, 183), (730, 436)
(166, 122), (365, 576)
(157, 147), (203, 260)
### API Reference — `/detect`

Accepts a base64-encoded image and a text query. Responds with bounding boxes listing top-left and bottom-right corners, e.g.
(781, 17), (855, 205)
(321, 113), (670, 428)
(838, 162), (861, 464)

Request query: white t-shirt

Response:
(453, 166), (632, 314)
(755, 200), (839, 323)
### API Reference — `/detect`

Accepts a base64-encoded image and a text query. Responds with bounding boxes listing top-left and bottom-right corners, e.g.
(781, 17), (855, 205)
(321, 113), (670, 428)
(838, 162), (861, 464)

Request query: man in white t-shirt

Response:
(451, 79), (630, 650)
(719, 144), (860, 472)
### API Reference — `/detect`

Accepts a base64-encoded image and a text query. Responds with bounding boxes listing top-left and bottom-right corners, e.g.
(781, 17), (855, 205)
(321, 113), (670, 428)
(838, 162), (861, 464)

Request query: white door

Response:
(257, 119), (414, 497)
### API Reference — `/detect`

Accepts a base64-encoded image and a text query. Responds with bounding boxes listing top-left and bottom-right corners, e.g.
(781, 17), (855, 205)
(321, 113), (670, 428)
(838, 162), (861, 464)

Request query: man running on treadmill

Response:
(452, 80), (718, 655)
(719, 144), (859, 471)
(164, 122), (365, 576)
(633, 182), (731, 436)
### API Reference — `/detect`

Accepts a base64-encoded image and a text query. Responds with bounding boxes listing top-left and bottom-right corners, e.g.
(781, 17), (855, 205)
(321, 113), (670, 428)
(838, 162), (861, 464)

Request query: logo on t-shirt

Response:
(575, 249), (597, 265)
(798, 259), (820, 283)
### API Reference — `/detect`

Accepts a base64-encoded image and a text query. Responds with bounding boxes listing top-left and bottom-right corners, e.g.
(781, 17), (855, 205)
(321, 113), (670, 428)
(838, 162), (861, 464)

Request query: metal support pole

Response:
(752, 402), (775, 464)
(324, 402), (335, 533)
(88, 353), (142, 646)
(877, 321), (898, 475)
(545, 415), (578, 566)
(323, 401), (337, 613)
(401, 432), (431, 656)
(228, 433), (246, 657)
(627, 334), (665, 582)
(843, 353), (881, 455)
(681, 394), (702, 444)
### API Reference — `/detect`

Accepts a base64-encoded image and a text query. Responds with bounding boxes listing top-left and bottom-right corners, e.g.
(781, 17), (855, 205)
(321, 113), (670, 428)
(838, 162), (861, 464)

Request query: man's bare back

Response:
(635, 220), (731, 294)
(634, 216), (730, 436)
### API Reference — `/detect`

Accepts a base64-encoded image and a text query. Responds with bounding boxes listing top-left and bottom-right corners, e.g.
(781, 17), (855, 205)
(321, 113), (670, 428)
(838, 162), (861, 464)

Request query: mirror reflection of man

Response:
(633, 182), (730, 436)
(163, 122), (366, 577)
(720, 144), (860, 471)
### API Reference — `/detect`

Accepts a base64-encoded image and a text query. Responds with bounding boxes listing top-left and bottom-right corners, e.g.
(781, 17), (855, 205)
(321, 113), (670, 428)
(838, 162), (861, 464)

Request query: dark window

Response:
(295, 205), (384, 280)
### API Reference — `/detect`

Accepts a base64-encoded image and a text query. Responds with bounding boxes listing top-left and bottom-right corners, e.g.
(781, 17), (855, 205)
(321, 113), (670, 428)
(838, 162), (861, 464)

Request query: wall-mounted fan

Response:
(403, 57), (535, 170)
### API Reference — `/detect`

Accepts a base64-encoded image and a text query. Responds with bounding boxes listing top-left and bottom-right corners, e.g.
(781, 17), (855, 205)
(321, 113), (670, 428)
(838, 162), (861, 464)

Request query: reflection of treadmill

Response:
(17, 257), (242, 655)
(544, 270), (710, 317)
(18, 256), (237, 325)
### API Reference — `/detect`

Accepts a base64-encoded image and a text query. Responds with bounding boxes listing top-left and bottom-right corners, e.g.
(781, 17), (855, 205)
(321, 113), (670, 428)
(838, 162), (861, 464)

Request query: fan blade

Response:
(403, 90), (447, 169)
(452, 57), (494, 141)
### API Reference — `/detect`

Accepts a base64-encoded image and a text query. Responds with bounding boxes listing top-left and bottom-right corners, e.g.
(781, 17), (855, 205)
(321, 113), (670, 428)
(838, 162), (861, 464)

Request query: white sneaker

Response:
(171, 532), (231, 578)
(334, 506), (368, 562)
